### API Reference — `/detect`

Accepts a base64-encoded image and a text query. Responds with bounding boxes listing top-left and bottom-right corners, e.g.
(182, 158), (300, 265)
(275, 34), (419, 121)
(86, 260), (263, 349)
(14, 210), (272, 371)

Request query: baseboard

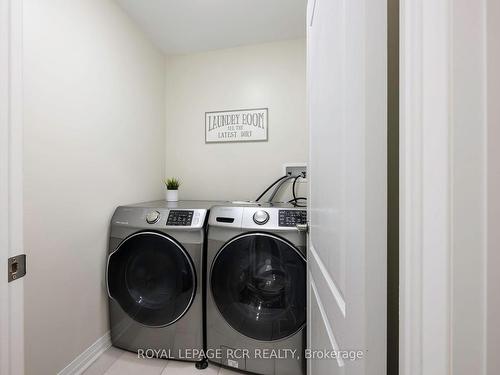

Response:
(58, 331), (112, 375)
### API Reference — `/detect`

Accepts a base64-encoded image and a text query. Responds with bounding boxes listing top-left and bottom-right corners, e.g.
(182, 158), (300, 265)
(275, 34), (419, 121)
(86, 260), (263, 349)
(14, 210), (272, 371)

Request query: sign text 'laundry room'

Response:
(205, 108), (268, 143)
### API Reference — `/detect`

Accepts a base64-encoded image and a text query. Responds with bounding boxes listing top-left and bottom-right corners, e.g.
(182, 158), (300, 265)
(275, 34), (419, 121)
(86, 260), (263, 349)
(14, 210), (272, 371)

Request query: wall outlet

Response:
(283, 163), (307, 180)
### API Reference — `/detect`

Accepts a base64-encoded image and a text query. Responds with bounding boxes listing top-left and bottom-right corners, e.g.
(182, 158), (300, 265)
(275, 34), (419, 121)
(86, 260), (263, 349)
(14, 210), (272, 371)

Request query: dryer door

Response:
(107, 231), (196, 327)
(210, 232), (306, 341)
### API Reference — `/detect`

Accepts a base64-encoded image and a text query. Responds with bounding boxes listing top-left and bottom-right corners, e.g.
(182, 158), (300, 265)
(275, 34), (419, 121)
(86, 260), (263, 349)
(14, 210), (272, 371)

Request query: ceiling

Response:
(115, 0), (306, 55)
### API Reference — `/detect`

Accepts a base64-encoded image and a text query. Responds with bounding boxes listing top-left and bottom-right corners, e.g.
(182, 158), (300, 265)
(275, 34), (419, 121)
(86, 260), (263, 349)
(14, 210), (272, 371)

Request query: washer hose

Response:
(268, 175), (296, 202)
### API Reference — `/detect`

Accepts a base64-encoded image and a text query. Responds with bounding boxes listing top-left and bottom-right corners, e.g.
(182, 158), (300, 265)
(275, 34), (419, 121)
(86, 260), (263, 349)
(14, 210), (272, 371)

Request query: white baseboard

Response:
(58, 331), (112, 375)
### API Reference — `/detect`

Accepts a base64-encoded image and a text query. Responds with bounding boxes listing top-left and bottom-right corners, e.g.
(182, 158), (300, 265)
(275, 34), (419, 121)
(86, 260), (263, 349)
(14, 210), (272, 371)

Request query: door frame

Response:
(399, 0), (452, 373)
(0, 0), (24, 374)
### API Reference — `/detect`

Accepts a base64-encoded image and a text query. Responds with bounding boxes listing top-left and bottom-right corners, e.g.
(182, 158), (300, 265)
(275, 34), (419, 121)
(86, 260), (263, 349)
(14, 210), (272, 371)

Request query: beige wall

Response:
(165, 39), (307, 202)
(23, 1), (165, 374)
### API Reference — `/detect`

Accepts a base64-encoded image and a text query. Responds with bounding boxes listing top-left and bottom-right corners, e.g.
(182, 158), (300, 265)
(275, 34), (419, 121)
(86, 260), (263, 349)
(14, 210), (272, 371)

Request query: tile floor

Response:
(83, 347), (239, 375)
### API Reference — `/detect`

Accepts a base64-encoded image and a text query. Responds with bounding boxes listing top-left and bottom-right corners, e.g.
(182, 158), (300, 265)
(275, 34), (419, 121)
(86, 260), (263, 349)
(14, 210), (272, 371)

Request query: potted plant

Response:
(164, 177), (181, 202)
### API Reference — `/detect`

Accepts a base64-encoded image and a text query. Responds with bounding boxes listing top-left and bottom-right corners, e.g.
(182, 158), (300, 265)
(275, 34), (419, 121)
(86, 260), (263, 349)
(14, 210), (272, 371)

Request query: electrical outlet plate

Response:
(283, 163), (307, 180)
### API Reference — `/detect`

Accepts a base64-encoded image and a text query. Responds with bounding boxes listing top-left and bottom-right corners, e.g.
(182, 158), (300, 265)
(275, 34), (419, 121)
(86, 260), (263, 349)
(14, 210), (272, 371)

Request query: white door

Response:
(0, 0), (25, 374)
(307, 0), (387, 374)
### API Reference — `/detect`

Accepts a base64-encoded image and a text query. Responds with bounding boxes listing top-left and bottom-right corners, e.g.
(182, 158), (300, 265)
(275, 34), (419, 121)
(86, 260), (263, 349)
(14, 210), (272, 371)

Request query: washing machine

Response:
(206, 203), (307, 375)
(106, 200), (219, 362)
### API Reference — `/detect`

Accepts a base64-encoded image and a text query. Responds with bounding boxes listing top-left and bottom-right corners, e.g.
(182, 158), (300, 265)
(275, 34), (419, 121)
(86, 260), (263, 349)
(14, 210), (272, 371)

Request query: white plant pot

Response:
(166, 189), (179, 202)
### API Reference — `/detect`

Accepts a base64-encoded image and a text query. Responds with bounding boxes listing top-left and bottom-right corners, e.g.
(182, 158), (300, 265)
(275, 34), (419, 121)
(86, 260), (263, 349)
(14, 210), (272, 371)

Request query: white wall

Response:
(23, 1), (165, 374)
(451, 0), (487, 374)
(449, 0), (500, 373)
(487, 0), (500, 373)
(165, 39), (307, 202)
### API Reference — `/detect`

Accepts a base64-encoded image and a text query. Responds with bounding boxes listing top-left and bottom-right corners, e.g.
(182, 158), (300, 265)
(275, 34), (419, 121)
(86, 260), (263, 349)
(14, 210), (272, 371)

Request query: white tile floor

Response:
(83, 347), (239, 375)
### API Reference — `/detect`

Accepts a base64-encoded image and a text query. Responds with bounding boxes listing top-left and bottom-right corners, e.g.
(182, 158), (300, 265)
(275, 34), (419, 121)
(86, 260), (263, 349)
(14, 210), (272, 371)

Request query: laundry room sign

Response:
(205, 108), (268, 143)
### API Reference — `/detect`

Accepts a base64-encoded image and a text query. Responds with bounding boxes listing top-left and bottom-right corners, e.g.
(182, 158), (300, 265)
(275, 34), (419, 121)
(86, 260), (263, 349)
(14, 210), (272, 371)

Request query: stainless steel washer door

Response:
(210, 232), (306, 341)
(107, 231), (196, 327)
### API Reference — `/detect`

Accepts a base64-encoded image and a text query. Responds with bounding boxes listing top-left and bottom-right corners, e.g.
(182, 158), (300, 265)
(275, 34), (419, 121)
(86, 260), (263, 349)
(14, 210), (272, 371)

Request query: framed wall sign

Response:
(205, 108), (268, 143)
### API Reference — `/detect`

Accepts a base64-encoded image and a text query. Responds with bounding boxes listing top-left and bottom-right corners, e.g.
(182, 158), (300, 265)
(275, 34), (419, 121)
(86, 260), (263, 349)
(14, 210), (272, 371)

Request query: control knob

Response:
(146, 210), (160, 224)
(253, 210), (270, 225)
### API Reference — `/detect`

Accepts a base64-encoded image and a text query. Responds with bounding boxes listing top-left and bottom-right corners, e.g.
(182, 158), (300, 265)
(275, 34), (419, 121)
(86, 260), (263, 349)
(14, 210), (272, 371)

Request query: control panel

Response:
(278, 210), (307, 227)
(166, 210), (194, 226)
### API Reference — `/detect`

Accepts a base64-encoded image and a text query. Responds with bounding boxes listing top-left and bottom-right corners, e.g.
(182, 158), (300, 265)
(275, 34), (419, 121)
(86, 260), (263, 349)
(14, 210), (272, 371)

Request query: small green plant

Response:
(164, 177), (181, 190)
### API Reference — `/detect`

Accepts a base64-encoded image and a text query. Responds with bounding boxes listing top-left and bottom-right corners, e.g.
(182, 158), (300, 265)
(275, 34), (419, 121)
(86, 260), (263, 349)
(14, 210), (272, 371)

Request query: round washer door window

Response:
(107, 232), (196, 327)
(211, 233), (306, 341)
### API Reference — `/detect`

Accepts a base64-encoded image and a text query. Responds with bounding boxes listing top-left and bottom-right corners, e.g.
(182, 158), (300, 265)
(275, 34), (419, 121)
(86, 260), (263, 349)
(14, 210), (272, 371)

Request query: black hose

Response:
(290, 175), (307, 207)
(288, 198), (307, 207)
(289, 197), (307, 202)
(288, 197), (307, 207)
(292, 175), (300, 201)
(268, 175), (296, 202)
(255, 175), (288, 202)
